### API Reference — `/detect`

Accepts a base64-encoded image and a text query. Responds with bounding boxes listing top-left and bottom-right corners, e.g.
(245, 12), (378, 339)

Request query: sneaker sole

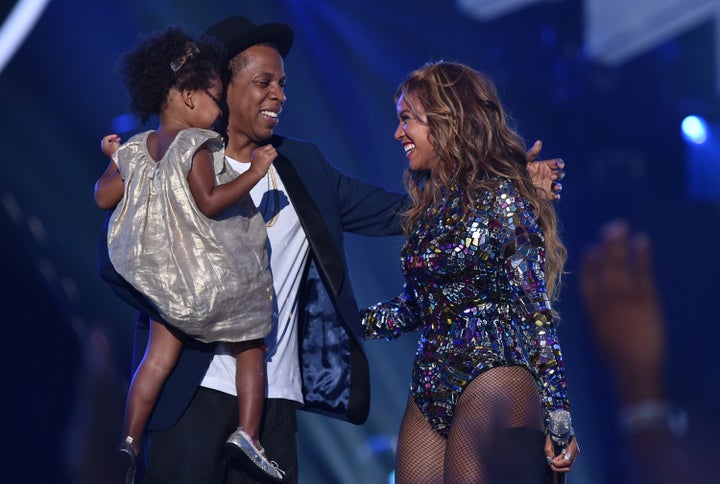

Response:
(224, 442), (284, 483)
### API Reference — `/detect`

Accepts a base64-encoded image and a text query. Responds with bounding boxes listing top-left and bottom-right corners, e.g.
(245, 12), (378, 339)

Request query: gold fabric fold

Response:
(108, 128), (272, 343)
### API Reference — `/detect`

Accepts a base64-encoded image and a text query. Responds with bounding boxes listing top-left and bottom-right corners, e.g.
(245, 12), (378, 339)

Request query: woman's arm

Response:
(497, 182), (579, 472)
(498, 184), (571, 419)
(360, 288), (423, 340)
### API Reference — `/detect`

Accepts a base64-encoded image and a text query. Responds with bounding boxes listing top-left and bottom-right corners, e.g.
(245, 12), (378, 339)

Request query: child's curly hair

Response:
(118, 26), (224, 124)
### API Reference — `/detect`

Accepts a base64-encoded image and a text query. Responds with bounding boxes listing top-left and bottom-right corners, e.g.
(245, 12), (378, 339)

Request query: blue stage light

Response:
(112, 113), (138, 133)
(686, 120), (720, 202)
(681, 115), (708, 144)
(0, 0), (52, 75)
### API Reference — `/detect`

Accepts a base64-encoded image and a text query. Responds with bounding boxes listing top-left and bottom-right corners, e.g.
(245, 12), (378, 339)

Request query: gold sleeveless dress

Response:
(107, 128), (272, 343)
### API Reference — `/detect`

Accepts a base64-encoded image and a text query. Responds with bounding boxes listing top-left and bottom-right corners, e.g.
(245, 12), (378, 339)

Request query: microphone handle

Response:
(551, 441), (567, 484)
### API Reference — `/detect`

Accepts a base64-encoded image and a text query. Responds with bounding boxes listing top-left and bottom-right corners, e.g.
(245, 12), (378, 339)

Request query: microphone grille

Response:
(549, 409), (572, 437)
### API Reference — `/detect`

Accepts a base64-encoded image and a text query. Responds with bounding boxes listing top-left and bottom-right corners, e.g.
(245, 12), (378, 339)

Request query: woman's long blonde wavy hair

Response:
(397, 61), (566, 299)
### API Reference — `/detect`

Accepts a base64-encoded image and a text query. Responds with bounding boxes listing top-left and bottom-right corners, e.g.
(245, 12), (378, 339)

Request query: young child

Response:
(94, 27), (284, 483)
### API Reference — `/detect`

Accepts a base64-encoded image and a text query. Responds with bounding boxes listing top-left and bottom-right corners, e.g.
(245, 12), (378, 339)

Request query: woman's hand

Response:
(545, 433), (580, 475)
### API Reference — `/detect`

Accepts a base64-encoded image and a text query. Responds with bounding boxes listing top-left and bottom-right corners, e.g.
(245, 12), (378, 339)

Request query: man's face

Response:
(225, 44), (287, 145)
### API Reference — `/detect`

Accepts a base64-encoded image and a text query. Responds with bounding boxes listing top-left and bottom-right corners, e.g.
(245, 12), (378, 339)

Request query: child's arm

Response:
(94, 135), (124, 210)
(188, 143), (276, 218)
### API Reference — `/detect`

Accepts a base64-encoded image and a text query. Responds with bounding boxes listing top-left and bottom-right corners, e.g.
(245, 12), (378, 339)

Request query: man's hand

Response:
(526, 140), (564, 200)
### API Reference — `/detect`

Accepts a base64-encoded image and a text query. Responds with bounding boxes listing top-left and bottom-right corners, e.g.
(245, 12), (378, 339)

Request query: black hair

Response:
(118, 26), (224, 124)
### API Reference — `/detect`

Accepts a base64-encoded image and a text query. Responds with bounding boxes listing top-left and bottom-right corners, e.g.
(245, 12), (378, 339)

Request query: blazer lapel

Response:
(273, 153), (345, 298)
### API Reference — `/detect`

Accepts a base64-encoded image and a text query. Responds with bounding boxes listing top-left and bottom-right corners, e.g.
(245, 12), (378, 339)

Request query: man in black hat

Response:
(100, 15), (406, 483)
(100, 15), (565, 484)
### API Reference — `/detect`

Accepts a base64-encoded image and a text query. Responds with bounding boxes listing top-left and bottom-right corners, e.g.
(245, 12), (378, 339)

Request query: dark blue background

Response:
(2, 1), (718, 482)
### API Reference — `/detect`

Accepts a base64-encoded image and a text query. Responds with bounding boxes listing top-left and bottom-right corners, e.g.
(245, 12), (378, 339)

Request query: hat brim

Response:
(204, 16), (294, 61)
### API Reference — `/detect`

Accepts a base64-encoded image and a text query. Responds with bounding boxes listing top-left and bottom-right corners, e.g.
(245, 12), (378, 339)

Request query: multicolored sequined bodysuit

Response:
(361, 177), (570, 437)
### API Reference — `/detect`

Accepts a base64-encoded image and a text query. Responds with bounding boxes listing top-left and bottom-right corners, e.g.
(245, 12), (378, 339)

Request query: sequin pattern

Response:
(361, 178), (569, 437)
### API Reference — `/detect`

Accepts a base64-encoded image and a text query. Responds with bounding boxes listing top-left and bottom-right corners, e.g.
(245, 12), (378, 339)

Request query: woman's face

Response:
(394, 91), (438, 171)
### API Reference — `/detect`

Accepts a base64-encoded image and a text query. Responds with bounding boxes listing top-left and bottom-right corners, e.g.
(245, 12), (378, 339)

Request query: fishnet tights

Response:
(395, 366), (549, 484)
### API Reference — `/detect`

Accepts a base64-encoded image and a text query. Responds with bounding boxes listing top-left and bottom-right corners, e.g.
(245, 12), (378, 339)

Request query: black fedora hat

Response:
(204, 16), (294, 61)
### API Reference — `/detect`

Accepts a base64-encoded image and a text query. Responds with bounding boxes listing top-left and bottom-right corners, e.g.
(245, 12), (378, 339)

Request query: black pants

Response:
(142, 387), (299, 484)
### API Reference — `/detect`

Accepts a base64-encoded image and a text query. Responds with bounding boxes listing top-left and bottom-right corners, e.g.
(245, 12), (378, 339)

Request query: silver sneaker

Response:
(225, 428), (285, 482)
(117, 436), (136, 484)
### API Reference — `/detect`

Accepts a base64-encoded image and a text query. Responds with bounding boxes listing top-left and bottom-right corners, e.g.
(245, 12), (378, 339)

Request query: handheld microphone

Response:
(549, 409), (573, 484)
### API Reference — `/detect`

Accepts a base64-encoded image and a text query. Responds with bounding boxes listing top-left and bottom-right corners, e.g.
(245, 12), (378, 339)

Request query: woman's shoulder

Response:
(467, 176), (531, 219)
(468, 176), (520, 203)
(490, 176), (521, 196)
(491, 177), (529, 206)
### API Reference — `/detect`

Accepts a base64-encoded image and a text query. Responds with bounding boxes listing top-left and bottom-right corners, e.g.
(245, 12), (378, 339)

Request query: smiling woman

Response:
(362, 61), (577, 483)
(395, 91), (438, 171)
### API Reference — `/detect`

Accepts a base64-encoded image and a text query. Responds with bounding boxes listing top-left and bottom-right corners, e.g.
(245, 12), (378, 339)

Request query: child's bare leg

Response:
(229, 339), (267, 445)
(123, 319), (183, 454)
(225, 340), (283, 481)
